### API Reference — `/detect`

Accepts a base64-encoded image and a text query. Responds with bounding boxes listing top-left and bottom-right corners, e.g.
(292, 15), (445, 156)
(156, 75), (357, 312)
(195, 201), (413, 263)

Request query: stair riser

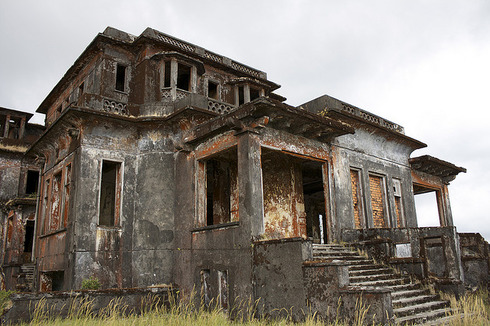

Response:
(394, 302), (449, 318)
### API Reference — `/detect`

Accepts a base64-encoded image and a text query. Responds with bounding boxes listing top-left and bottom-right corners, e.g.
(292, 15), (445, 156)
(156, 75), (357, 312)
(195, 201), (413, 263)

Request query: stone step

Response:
(348, 263), (386, 271)
(393, 300), (449, 318)
(313, 250), (363, 257)
(391, 288), (430, 300)
(350, 277), (409, 288)
(395, 307), (450, 324)
(349, 267), (393, 277)
(349, 273), (398, 283)
(393, 294), (441, 309)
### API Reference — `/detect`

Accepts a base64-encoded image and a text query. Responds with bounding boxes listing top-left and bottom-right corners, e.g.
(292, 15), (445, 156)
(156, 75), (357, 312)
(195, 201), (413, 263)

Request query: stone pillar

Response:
(237, 132), (264, 238)
(19, 117), (26, 140)
(190, 66), (197, 93)
(244, 84), (251, 103)
(439, 185), (454, 226)
(3, 114), (10, 138)
(170, 59), (178, 100)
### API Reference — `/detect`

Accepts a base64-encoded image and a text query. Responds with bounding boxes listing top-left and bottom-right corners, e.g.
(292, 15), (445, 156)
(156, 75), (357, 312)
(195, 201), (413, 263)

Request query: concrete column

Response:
(170, 59), (178, 100)
(438, 185), (454, 226)
(237, 132), (264, 238)
(190, 66), (197, 93)
(244, 84), (251, 103)
(19, 117), (26, 140)
(234, 86), (239, 106)
(3, 114), (10, 138)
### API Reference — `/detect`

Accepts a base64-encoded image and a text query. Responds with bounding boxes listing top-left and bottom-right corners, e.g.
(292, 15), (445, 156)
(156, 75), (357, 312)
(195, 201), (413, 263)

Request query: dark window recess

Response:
(206, 159), (231, 226)
(208, 81), (218, 100)
(238, 86), (245, 105)
(79, 82), (84, 97)
(25, 170), (39, 195)
(164, 61), (171, 87)
(250, 88), (260, 101)
(177, 64), (191, 91)
(116, 64), (126, 92)
(99, 161), (121, 226)
(23, 220), (35, 253)
(51, 271), (64, 291)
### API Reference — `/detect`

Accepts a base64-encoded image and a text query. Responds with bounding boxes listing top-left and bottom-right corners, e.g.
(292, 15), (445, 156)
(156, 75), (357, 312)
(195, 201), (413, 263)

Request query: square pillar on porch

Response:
(237, 132), (264, 239)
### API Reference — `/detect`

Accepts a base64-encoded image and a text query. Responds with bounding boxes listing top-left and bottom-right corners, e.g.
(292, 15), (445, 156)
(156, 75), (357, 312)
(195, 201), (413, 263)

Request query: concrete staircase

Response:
(15, 263), (35, 292)
(312, 244), (452, 325)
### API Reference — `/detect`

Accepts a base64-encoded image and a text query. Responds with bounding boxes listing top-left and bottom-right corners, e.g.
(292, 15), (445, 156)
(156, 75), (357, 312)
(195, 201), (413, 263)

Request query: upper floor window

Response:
(163, 61), (171, 88)
(115, 64), (127, 92)
(177, 63), (191, 91)
(250, 87), (260, 101)
(25, 170), (39, 195)
(207, 80), (219, 100)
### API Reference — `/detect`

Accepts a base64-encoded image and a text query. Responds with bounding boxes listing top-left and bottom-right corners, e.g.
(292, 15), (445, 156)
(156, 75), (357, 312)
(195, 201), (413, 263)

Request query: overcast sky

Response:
(1, 1), (489, 239)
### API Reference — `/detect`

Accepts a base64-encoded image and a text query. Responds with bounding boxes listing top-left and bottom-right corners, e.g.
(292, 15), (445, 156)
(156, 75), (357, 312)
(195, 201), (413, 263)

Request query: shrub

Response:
(0, 290), (15, 314)
(81, 277), (101, 290)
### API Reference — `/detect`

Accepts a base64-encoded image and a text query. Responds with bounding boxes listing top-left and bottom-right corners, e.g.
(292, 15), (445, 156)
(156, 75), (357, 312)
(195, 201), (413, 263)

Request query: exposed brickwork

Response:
(350, 169), (363, 229)
(369, 175), (387, 228)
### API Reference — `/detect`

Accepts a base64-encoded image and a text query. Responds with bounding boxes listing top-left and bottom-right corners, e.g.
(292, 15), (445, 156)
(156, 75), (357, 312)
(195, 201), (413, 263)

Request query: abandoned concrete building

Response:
(1, 27), (489, 323)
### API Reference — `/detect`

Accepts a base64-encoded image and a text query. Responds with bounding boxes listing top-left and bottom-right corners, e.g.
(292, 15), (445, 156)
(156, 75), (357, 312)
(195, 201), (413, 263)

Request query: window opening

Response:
(23, 220), (35, 253)
(201, 147), (238, 227)
(250, 88), (260, 101)
(238, 86), (245, 106)
(25, 170), (39, 195)
(369, 174), (388, 228)
(62, 164), (71, 227)
(42, 179), (50, 234)
(164, 61), (171, 88)
(115, 64), (126, 92)
(7, 117), (21, 139)
(208, 81), (218, 100)
(413, 185), (441, 226)
(302, 161), (327, 243)
(177, 63), (191, 91)
(99, 161), (121, 226)
(350, 169), (365, 229)
(393, 179), (405, 227)
(79, 82), (84, 98)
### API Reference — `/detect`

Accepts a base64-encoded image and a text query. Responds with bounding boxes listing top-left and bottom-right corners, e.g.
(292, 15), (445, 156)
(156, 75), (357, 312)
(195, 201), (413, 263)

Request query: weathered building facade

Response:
(0, 107), (44, 291)
(1, 27), (488, 323)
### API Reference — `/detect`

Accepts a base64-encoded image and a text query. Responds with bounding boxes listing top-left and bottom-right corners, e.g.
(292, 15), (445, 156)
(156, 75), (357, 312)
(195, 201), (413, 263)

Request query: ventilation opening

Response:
(303, 161), (327, 244)
(177, 63), (191, 91)
(99, 161), (121, 226)
(208, 81), (218, 100)
(51, 271), (64, 291)
(25, 170), (39, 195)
(23, 220), (35, 253)
(116, 64), (126, 92)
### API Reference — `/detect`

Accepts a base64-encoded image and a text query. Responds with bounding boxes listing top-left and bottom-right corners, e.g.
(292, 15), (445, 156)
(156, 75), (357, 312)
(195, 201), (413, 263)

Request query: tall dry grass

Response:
(11, 288), (490, 325)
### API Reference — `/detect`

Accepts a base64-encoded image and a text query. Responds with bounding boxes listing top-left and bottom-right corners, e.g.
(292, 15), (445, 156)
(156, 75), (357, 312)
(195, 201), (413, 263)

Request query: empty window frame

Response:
(99, 161), (122, 227)
(393, 179), (405, 227)
(207, 80), (219, 100)
(41, 179), (50, 234)
(23, 220), (35, 253)
(369, 174), (389, 228)
(25, 170), (39, 195)
(62, 164), (72, 227)
(350, 168), (365, 229)
(115, 64), (127, 92)
(177, 63), (191, 91)
(163, 61), (171, 88)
